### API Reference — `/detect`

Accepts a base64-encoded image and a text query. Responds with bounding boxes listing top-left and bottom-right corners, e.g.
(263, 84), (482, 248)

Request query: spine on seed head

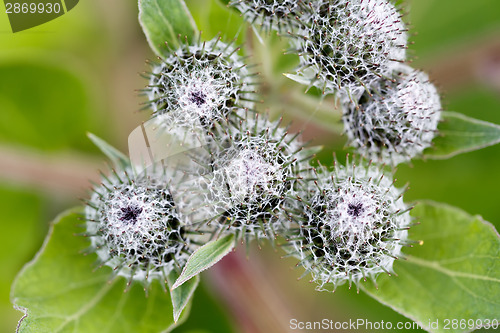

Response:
(228, 0), (303, 34)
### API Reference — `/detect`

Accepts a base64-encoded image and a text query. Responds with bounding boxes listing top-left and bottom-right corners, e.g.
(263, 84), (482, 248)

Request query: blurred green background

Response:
(1, 0), (499, 332)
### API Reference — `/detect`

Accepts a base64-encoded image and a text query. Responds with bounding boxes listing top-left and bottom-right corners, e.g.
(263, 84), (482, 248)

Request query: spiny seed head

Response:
(84, 168), (192, 284)
(289, 158), (411, 291)
(343, 64), (442, 165)
(187, 113), (306, 241)
(229, 0), (302, 33)
(291, 0), (407, 97)
(145, 37), (256, 130)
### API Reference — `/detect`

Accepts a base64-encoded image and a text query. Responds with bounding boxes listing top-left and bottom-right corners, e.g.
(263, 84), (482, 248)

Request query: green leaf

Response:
(11, 208), (187, 333)
(138, 0), (198, 57)
(361, 201), (500, 333)
(170, 281), (234, 333)
(0, 187), (42, 333)
(187, 0), (246, 45)
(166, 270), (199, 323)
(172, 234), (235, 289)
(87, 132), (130, 169)
(425, 111), (500, 159)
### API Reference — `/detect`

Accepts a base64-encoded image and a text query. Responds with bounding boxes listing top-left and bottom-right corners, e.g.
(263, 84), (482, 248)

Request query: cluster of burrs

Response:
(83, 0), (429, 292)
(84, 36), (309, 288)
(231, 0), (442, 165)
(226, 0), (428, 290)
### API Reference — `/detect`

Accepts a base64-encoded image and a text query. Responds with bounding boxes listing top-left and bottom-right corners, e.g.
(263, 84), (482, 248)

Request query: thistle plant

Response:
(343, 64), (442, 164)
(144, 36), (256, 130)
(83, 167), (194, 288)
(10, 1), (500, 332)
(287, 158), (411, 292)
(187, 114), (306, 242)
(289, 0), (408, 97)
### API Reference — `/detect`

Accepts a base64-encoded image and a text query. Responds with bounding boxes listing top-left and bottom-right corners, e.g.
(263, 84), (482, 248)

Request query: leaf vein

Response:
(407, 255), (500, 283)
(53, 279), (117, 333)
(152, 0), (177, 48)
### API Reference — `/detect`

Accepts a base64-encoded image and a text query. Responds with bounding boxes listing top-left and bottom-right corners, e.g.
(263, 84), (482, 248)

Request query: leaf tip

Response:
(171, 280), (182, 291)
(173, 310), (181, 323)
